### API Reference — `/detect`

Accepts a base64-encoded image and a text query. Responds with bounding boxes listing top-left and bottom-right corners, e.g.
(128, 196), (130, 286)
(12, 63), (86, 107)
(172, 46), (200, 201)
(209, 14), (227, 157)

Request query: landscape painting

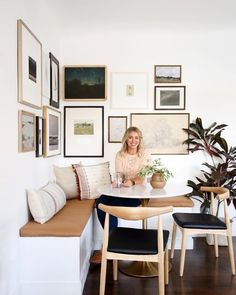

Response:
(64, 66), (106, 100)
(154, 65), (181, 83)
(155, 86), (186, 110)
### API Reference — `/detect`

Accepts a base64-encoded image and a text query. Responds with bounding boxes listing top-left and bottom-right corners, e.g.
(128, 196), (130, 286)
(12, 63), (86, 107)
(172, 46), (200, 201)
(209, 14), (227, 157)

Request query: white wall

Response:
(1, 1), (236, 294)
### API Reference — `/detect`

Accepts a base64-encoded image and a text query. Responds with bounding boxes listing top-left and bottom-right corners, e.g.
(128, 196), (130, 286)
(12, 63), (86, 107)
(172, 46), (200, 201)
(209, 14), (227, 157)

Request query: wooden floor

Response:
(83, 237), (236, 295)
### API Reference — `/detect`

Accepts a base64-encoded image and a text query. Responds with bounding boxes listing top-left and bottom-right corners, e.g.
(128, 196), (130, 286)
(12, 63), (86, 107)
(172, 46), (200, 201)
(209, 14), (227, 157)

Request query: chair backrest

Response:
(98, 204), (173, 220)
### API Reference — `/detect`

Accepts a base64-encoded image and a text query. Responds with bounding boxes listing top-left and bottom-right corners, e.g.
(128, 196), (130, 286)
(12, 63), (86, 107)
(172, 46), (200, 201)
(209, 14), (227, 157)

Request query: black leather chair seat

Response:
(108, 227), (169, 255)
(173, 213), (227, 229)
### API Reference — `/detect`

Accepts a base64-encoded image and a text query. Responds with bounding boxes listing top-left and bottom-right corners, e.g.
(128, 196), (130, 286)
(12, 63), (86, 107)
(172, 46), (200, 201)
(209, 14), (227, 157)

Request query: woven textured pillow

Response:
(75, 162), (111, 199)
(27, 182), (66, 224)
(53, 165), (80, 199)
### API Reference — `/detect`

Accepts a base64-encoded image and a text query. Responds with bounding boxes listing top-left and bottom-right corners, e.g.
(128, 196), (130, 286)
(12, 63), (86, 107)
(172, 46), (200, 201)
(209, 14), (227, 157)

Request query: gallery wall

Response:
(1, 1), (236, 295)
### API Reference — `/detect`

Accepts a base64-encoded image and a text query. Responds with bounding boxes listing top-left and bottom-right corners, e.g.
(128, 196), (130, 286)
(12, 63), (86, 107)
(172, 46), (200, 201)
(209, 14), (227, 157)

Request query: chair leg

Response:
(158, 255), (165, 295)
(99, 254), (107, 295)
(113, 260), (118, 280)
(164, 247), (169, 285)
(180, 231), (187, 277)
(227, 235), (236, 275)
(213, 234), (219, 257)
(170, 222), (177, 259)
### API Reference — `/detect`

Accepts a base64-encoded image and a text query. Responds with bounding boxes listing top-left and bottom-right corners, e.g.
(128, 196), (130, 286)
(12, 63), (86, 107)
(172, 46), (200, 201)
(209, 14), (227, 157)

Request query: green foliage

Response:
(139, 158), (173, 181)
(183, 117), (236, 210)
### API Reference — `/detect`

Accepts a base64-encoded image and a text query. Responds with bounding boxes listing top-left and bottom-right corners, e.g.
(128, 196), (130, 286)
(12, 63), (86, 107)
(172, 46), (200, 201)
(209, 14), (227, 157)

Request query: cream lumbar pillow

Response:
(75, 162), (111, 200)
(53, 165), (79, 199)
(27, 182), (66, 224)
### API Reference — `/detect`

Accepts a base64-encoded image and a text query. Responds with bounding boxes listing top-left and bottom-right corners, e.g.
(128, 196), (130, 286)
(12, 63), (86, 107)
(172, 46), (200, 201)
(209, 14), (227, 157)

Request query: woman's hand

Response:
(123, 179), (134, 187)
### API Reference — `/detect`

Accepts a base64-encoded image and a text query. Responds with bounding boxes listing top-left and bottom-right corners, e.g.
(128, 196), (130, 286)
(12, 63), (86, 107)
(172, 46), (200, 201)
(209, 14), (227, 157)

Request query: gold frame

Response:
(18, 110), (36, 152)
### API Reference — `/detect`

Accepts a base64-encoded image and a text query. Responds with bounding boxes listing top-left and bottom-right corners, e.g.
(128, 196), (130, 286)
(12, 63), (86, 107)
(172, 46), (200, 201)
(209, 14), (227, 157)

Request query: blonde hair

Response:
(119, 126), (145, 157)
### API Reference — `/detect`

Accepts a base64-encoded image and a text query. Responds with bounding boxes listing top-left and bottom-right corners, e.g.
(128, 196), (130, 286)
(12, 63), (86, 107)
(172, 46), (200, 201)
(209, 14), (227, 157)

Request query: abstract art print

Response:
(49, 52), (60, 108)
(108, 116), (127, 143)
(18, 110), (35, 152)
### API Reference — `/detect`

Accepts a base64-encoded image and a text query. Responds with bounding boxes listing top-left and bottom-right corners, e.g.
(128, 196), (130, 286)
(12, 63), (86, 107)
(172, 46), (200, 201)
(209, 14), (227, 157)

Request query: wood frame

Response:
(154, 65), (182, 83)
(108, 116), (127, 143)
(63, 65), (107, 101)
(111, 72), (148, 109)
(64, 106), (104, 157)
(35, 116), (44, 157)
(49, 52), (60, 108)
(154, 86), (186, 110)
(43, 106), (61, 157)
(18, 110), (35, 152)
(131, 113), (189, 155)
(17, 19), (42, 109)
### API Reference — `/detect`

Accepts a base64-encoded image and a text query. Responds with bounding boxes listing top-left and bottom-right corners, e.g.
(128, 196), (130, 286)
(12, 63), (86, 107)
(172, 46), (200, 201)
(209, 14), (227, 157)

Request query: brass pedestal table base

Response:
(119, 261), (172, 278)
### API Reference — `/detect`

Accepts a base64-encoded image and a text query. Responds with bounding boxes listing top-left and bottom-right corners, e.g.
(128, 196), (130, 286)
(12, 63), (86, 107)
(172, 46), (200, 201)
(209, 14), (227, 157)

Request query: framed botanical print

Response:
(35, 116), (44, 157)
(131, 113), (189, 155)
(64, 106), (104, 157)
(64, 65), (107, 100)
(18, 110), (35, 152)
(49, 52), (59, 108)
(154, 65), (182, 83)
(154, 86), (186, 110)
(17, 19), (42, 109)
(43, 106), (61, 157)
(108, 116), (127, 143)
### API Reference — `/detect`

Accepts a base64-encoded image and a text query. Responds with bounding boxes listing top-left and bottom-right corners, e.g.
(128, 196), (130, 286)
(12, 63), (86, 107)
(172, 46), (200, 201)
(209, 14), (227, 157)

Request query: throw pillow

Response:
(75, 162), (111, 200)
(27, 182), (66, 224)
(53, 165), (80, 199)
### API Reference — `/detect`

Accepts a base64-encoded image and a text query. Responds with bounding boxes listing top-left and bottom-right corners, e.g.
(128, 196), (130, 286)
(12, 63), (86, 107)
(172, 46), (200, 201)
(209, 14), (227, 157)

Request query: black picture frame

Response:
(49, 52), (59, 108)
(35, 116), (44, 157)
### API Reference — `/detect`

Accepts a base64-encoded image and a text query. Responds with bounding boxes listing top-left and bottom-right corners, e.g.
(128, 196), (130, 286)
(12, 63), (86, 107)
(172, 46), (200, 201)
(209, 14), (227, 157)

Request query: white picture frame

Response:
(17, 19), (42, 109)
(111, 72), (148, 109)
(42, 51), (50, 98)
(64, 106), (104, 157)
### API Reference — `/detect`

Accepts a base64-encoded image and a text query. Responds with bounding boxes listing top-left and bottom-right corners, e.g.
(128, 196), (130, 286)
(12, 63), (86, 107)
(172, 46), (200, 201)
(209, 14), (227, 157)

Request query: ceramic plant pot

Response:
(150, 173), (166, 189)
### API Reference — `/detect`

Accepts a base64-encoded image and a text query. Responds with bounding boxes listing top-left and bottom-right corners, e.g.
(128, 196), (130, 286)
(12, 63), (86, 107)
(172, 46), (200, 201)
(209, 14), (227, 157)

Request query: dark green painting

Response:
(64, 66), (106, 100)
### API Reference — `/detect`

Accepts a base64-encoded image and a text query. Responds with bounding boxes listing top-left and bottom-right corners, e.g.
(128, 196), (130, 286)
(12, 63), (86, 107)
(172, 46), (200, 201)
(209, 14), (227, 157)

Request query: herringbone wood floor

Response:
(83, 237), (236, 295)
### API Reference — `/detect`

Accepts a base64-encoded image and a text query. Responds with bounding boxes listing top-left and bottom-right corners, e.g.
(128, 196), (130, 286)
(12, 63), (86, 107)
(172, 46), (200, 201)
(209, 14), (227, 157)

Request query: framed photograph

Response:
(108, 116), (127, 143)
(131, 113), (189, 155)
(49, 52), (60, 108)
(111, 72), (148, 109)
(154, 65), (182, 83)
(64, 106), (104, 157)
(154, 86), (186, 110)
(42, 51), (50, 98)
(17, 19), (42, 109)
(35, 116), (44, 157)
(43, 106), (61, 157)
(64, 65), (107, 100)
(18, 110), (35, 152)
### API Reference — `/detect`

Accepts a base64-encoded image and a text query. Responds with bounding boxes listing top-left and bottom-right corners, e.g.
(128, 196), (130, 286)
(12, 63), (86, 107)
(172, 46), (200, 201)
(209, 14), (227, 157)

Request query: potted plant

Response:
(183, 117), (236, 213)
(139, 158), (173, 188)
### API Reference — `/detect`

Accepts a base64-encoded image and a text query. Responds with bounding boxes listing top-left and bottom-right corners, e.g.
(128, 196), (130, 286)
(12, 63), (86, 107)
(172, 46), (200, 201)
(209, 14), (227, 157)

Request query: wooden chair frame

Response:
(99, 204), (173, 295)
(170, 186), (235, 277)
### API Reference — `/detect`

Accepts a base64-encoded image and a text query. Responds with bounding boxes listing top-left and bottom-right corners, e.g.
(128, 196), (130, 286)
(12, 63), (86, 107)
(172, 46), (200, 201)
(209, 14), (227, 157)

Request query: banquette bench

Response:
(19, 199), (95, 295)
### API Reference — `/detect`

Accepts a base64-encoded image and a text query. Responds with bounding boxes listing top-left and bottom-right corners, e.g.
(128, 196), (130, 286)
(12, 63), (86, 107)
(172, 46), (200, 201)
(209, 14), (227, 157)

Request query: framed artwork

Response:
(35, 116), (44, 157)
(131, 113), (189, 155)
(64, 65), (107, 100)
(17, 19), (42, 109)
(49, 52), (60, 108)
(154, 86), (186, 110)
(154, 65), (182, 83)
(111, 72), (148, 109)
(42, 51), (50, 98)
(64, 106), (104, 157)
(43, 106), (61, 157)
(108, 116), (127, 143)
(18, 110), (35, 152)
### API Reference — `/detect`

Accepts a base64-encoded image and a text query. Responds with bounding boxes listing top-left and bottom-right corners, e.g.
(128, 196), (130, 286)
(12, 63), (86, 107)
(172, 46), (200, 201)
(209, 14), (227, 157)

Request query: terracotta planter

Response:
(150, 173), (166, 189)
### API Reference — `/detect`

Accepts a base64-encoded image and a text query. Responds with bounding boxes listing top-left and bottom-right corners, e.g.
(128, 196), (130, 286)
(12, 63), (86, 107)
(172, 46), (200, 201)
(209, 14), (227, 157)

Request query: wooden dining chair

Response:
(98, 204), (173, 295)
(170, 186), (235, 277)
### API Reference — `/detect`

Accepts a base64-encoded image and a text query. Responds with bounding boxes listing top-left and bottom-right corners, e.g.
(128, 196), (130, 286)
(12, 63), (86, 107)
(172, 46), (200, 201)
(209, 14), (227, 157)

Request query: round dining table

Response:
(97, 182), (192, 277)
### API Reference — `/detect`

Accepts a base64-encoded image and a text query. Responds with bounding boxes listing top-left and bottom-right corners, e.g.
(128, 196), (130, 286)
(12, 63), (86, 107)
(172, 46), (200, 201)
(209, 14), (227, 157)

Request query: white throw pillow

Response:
(75, 162), (111, 199)
(53, 165), (79, 199)
(27, 182), (66, 224)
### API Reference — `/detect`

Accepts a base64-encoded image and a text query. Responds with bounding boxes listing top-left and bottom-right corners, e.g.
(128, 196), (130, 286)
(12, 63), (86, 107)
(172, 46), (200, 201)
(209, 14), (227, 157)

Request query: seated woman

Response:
(91, 126), (150, 264)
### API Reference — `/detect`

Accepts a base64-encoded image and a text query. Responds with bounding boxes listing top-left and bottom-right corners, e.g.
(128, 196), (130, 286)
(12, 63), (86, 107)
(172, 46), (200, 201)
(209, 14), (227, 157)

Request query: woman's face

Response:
(126, 131), (140, 152)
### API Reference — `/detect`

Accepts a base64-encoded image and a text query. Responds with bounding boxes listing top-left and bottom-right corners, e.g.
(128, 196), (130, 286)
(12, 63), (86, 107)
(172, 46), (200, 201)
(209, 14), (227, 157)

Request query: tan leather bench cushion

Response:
(20, 199), (95, 237)
(148, 196), (194, 208)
